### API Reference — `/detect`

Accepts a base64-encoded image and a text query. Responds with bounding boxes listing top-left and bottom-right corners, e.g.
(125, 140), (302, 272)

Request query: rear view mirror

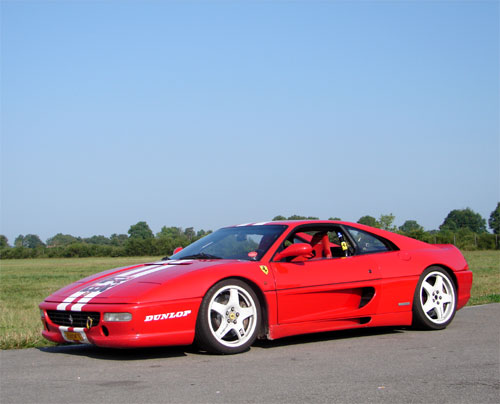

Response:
(274, 243), (312, 261)
(173, 246), (183, 255)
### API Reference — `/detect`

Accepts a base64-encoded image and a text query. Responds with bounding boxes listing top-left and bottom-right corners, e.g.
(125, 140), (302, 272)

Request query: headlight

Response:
(103, 312), (132, 322)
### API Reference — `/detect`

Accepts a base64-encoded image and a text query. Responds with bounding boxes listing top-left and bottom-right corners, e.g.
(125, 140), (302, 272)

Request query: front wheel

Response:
(412, 266), (457, 330)
(195, 279), (261, 354)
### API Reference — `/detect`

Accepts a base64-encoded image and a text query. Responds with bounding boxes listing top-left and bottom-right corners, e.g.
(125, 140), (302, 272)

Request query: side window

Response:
(280, 228), (354, 259)
(347, 228), (390, 254)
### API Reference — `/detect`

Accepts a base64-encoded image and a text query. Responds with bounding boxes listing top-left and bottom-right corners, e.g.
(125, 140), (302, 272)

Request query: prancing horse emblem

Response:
(68, 314), (74, 325)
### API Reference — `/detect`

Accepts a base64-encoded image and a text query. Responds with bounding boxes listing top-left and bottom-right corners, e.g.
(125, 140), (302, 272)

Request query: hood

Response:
(44, 259), (247, 304)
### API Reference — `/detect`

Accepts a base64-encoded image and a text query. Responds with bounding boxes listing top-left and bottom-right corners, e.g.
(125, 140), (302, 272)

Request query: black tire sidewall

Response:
(195, 278), (261, 354)
(412, 266), (457, 330)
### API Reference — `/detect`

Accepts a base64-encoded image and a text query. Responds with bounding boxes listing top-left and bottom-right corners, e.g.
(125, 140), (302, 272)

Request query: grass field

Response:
(0, 256), (162, 350)
(462, 251), (500, 305)
(1, 252), (498, 350)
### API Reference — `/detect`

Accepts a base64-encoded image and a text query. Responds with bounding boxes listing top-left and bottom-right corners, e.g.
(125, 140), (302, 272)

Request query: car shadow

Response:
(254, 326), (407, 349)
(37, 344), (192, 360)
(37, 326), (408, 359)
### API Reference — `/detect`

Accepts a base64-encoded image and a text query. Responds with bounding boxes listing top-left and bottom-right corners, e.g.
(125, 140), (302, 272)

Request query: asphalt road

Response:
(1, 304), (498, 404)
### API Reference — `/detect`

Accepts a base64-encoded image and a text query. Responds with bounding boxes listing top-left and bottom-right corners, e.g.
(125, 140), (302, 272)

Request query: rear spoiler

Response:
(432, 244), (457, 250)
(432, 244), (468, 270)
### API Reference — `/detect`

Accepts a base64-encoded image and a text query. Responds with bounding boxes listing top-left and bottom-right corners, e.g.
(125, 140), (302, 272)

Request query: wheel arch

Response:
(200, 275), (270, 339)
(424, 264), (458, 291)
(412, 264), (459, 329)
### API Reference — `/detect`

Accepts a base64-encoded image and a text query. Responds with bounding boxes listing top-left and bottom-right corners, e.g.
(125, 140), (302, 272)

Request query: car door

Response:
(270, 254), (381, 324)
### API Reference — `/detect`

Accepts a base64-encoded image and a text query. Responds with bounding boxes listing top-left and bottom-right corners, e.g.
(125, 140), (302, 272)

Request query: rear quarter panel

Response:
(374, 242), (470, 315)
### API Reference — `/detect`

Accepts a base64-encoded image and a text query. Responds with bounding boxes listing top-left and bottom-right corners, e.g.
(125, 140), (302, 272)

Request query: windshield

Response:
(169, 225), (287, 261)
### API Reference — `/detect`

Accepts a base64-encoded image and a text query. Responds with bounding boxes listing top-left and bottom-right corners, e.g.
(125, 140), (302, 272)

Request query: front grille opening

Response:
(102, 326), (109, 336)
(47, 310), (100, 328)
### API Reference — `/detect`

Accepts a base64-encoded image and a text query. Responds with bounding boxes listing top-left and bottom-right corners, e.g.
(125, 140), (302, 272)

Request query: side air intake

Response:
(359, 287), (375, 308)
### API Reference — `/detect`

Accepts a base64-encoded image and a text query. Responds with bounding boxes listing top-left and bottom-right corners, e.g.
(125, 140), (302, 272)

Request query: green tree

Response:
(184, 227), (195, 241)
(46, 233), (81, 247)
(125, 238), (153, 255)
(128, 221), (154, 239)
(21, 234), (45, 248)
(328, 217), (341, 221)
(156, 226), (183, 238)
(287, 215), (319, 220)
(152, 237), (177, 256)
(154, 226), (190, 255)
(399, 220), (424, 233)
(357, 215), (378, 227)
(14, 235), (24, 247)
(440, 208), (487, 233)
(196, 229), (210, 238)
(110, 233), (128, 246)
(0, 235), (9, 248)
(378, 213), (396, 231)
(84, 235), (111, 245)
(488, 202), (500, 234)
(273, 215), (319, 221)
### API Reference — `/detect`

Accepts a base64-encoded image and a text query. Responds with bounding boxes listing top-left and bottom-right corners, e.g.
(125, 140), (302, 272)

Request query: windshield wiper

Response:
(178, 253), (222, 260)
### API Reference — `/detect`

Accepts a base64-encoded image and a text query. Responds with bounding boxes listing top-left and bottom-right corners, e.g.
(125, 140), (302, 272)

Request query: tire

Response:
(412, 266), (457, 330)
(195, 279), (261, 354)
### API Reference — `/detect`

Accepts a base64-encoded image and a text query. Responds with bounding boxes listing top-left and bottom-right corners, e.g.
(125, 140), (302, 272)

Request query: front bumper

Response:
(39, 298), (201, 348)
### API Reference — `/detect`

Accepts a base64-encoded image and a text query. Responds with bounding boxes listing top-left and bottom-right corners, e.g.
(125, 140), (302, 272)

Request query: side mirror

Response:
(173, 246), (183, 255)
(274, 243), (312, 261)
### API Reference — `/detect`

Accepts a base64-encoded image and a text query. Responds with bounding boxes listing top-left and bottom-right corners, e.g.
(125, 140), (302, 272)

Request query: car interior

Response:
(275, 225), (396, 262)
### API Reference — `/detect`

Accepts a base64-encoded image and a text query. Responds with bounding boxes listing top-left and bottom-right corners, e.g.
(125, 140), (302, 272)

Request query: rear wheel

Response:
(196, 279), (261, 354)
(412, 266), (457, 330)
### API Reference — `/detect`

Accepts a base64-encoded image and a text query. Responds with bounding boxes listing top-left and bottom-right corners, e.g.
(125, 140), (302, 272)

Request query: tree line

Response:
(1, 204), (499, 259)
(273, 204), (500, 250)
(0, 222), (211, 259)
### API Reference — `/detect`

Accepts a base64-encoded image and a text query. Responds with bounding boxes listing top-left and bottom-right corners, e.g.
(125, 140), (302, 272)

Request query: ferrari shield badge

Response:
(259, 265), (269, 275)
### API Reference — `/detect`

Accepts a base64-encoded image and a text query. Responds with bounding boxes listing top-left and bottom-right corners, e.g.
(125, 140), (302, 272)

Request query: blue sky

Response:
(1, 0), (499, 243)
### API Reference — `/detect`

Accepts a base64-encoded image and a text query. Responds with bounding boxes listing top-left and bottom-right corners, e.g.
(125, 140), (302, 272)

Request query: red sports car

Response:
(40, 220), (473, 354)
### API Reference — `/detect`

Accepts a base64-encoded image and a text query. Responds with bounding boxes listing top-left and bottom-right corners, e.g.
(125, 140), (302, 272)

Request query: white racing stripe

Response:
(236, 222), (270, 227)
(70, 264), (172, 311)
(56, 264), (150, 310)
(56, 291), (88, 311)
(70, 291), (106, 311)
(151, 259), (193, 265)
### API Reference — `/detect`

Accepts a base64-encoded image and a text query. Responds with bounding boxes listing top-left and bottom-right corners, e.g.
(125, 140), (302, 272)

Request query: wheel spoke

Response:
(422, 281), (434, 297)
(422, 298), (435, 314)
(433, 302), (444, 320)
(441, 292), (452, 304)
(205, 282), (259, 351)
(239, 307), (255, 321)
(215, 321), (232, 339)
(210, 301), (227, 317)
(233, 324), (244, 340)
(417, 270), (456, 327)
(228, 288), (240, 308)
(434, 276), (444, 293)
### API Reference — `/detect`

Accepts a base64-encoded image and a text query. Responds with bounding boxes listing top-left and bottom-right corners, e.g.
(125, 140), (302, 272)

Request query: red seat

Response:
(291, 232), (332, 262)
(310, 232), (332, 259)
